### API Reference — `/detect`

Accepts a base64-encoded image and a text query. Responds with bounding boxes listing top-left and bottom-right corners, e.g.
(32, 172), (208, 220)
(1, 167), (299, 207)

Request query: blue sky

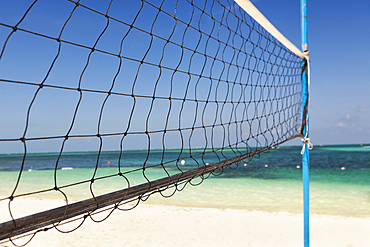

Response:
(251, 0), (370, 145)
(0, 0), (369, 153)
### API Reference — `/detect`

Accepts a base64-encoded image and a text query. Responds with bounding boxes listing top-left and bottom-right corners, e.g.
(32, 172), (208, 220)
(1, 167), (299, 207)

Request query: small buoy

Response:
(265, 164), (268, 167)
(107, 161), (111, 165)
(180, 160), (185, 165)
(244, 163), (248, 166)
(28, 169), (32, 172)
(206, 163), (209, 166)
(61, 167), (73, 170)
(341, 167), (346, 170)
(296, 165), (301, 169)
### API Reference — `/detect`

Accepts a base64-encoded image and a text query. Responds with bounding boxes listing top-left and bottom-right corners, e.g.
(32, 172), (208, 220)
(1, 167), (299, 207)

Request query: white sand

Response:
(1, 198), (370, 247)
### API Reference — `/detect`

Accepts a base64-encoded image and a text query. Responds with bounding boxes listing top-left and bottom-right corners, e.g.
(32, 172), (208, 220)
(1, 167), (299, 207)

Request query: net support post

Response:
(302, 121), (309, 247)
(301, 0), (309, 246)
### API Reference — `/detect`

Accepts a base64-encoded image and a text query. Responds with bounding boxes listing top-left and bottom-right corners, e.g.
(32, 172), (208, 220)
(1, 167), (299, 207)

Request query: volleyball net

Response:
(0, 0), (306, 244)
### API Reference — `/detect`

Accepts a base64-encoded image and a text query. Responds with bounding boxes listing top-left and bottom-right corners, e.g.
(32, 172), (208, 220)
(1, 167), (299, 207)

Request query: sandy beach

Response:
(1, 197), (369, 247)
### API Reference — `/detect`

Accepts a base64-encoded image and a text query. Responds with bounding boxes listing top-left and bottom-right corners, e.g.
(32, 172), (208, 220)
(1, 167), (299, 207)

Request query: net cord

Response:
(300, 52), (312, 154)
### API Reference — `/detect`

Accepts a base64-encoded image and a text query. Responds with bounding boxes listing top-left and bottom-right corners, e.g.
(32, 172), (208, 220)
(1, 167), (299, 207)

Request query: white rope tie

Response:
(301, 137), (313, 155)
(302, 50), (309, 62)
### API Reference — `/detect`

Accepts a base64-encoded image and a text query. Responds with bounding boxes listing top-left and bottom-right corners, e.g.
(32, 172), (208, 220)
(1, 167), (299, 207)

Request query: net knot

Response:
(301, 137), (313, 155)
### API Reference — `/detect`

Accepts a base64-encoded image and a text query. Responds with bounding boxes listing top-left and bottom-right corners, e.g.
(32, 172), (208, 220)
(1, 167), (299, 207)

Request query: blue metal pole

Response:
(302, 126), (309, 247)
(301, 0), (308, 51)
(301, 0), (309, 247)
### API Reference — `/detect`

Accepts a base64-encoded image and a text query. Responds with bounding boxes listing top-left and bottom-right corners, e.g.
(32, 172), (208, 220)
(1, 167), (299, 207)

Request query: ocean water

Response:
(0, 144), (369, 218)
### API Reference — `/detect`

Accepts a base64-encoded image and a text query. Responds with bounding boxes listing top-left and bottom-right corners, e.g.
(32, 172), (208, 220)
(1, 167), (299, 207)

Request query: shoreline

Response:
(1, 191), (370, 219)
(1, 197), (369, 247)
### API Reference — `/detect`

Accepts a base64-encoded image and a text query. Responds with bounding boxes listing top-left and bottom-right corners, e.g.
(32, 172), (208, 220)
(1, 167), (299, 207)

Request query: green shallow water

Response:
(146, 175), (370, 217)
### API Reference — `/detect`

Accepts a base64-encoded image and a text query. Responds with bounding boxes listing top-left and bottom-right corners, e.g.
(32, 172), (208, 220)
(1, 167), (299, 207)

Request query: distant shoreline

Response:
(1, 143), (370, 156)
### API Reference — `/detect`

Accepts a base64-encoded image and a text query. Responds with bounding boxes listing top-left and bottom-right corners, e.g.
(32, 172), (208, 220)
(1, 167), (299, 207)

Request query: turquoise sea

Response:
(0, 144), (369, 218)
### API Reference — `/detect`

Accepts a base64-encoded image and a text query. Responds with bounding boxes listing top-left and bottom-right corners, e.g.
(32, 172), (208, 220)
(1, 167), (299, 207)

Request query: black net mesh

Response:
(0, 0), (302, 244)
